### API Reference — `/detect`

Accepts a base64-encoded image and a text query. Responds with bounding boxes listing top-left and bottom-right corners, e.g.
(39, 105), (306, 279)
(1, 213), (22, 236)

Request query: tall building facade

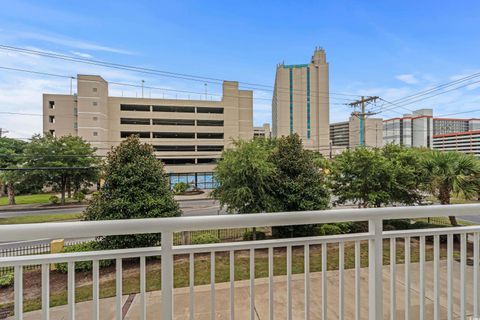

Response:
(272, 48), (329, 152)
(383, 108), (480, 157)
(330, 116), (383, 155)
(253, 123), (271, 139)
(43, 75), (253, 188)
(383, 109), (433, 148)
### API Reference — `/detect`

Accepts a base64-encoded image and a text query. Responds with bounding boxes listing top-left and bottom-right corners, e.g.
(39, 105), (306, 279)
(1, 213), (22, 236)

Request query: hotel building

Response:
(43, 75), (253, 189)
(330, 116), (383, 155)
(272, 48), (330, 152)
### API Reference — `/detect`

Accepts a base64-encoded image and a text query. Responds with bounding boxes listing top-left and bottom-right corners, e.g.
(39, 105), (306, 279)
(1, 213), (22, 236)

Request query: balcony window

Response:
(153, 145), (195, 152)
(49, 115), (55, 124)
(152, 132), (195, 139)
(197, 145), (224, 152)
(120, 131), (150, 138)
(152, 119), (195, 126)
(121, 104), (151, 112)
(197, 120), (224, 126)
(196, 107), (224, 114)
(161, 158), (195, 165)
(197, 132), (224, 139)
(120, 118), (151, 125)
(197, 158), (218, 164)
(152, 105), (195, 113)
(48, 101), (55, 109)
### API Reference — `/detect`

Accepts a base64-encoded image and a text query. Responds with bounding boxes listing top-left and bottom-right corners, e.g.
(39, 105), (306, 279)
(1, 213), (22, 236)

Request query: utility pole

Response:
(141, 80), (145, 98)
(348, 96), (379, 146)
(0, 128), (8, 138)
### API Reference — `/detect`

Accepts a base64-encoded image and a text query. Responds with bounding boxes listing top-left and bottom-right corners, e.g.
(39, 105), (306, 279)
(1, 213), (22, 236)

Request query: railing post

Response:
(161, 231), (174, 320)
(369, 218), (383, 319)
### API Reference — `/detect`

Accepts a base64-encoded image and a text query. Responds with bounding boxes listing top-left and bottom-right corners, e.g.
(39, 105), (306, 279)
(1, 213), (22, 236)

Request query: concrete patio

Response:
(10, 260), (474, 320)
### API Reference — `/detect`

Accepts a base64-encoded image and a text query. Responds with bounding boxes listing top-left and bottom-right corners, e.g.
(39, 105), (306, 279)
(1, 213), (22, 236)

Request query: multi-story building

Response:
(43, 75), (253, 189)
(383, 109), (433, 148)
(330, 116), (383, 155)
(383, 108), (480, 156)
(433, 130), (480, 155)
(272, 48), (330, 152)
(253, 123), (271, 139)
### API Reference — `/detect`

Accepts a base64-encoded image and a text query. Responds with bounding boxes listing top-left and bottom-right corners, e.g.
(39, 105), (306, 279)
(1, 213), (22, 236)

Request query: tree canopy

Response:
(84, 135), (180, 249)
(0, 137), (27, 205)
(24, 134), (100, 204)
(212, 138), (277, 214)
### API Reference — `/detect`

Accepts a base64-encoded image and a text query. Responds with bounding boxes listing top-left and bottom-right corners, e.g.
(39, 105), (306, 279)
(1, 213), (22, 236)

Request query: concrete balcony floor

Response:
(11, 260), (471, 320)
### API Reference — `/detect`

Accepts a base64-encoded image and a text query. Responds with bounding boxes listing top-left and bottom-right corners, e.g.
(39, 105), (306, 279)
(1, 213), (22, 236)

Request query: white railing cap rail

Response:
(1, 204), (479, 242)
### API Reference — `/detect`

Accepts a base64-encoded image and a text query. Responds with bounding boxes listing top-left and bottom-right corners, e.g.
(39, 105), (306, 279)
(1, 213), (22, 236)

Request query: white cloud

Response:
(15, 31), (135, 55)
(71, 51), (93, 59)
(395, 74), (418, 84)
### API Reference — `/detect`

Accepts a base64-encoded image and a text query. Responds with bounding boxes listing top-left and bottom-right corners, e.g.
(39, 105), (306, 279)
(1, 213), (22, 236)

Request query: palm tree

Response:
(423, 151), (480, 226)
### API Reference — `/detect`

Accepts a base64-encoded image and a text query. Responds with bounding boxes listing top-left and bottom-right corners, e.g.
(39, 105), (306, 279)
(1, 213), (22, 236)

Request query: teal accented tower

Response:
(272, 48), (330, 153)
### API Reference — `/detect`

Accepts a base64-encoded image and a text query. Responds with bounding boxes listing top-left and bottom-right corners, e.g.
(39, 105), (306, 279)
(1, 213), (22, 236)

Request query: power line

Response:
(0, 65), (354, 104)
(0, 44), (360, 98)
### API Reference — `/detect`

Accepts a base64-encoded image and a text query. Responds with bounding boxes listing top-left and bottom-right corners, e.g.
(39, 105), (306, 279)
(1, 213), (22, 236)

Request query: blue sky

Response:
(1, 0), (480, 138)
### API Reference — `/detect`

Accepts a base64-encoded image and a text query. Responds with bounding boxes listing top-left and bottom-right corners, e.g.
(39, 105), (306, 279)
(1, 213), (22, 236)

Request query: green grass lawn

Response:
(0, 194), (53, 206)
(0, 213), (83, 225)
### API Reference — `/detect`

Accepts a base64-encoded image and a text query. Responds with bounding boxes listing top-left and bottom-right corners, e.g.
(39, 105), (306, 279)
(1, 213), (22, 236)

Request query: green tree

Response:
(25, 134), (99, 204)
(423, 151), (480, 226)
(330, 147), (394, 208)
(381, 144), (426, 205)
(212, 139), (277, 239)
(0, 138), (27, 205)
(84, 136), (180, 249)
(268, 134), (330, 237)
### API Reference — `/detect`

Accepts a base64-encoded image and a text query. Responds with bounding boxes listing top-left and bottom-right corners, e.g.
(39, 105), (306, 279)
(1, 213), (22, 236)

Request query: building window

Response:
(196, 107), (224, 114)
(306, 67), (311, 139)
(197, 158), (218, 164)
(92, 101), (98, 106)
(161, 158), (195, 165)
(93, 88), (98, 92)
(152, 119), (195, 126)
(153, 145), (195, 152)
(197, 132), (224, 139)
(121, 104), (151, 112)
(197, 145), (224, 151)
(152, 105), (195, 113)
(49, 115), (55, 123)
(196, 120), (224, 126)
(289, 68), (293, 134)
(49, 129), (55, 136)
(152, 132), (195, 139)
(93, 132), (98, 136)
(120, 131), (150, 138)
(49, 101), (55, 109)
(120, 118), (151, 125)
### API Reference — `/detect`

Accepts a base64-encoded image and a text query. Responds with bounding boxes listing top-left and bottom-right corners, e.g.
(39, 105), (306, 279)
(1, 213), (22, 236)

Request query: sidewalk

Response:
(11, 260), (468, 319)
(0, 202), (87, 212)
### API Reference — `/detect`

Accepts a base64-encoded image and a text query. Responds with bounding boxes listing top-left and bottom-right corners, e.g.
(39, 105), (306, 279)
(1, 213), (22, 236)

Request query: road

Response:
(0, 199), (226, 249)
(0, 199), (225, 218)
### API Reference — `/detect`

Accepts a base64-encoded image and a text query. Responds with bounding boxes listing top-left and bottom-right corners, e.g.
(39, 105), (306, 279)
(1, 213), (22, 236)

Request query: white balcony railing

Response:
(1, 204), (480, 319)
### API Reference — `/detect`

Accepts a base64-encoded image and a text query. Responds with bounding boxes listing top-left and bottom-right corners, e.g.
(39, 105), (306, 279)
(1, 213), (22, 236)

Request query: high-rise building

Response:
(383, 108), (480, 157)
(383, 109), (433, 148)
(43, 75), (253, 189)
(272, 48), (329, 152)
(330, 116), (383, 155)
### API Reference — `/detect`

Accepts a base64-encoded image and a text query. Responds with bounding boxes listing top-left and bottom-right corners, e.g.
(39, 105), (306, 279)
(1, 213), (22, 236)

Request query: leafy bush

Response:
(49, 195), (59, 204)
(190, 233), (220, 245)
(55, 241), (113, 273)
(384, 219), (412, 230)
(317, 223), (352, 236)
(173, 182), (189, 195)
(243, 230), (266, 241)
(72, 191), (86, 202)
(0, 273), (14, 288)
(272, 224), (318, 238)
